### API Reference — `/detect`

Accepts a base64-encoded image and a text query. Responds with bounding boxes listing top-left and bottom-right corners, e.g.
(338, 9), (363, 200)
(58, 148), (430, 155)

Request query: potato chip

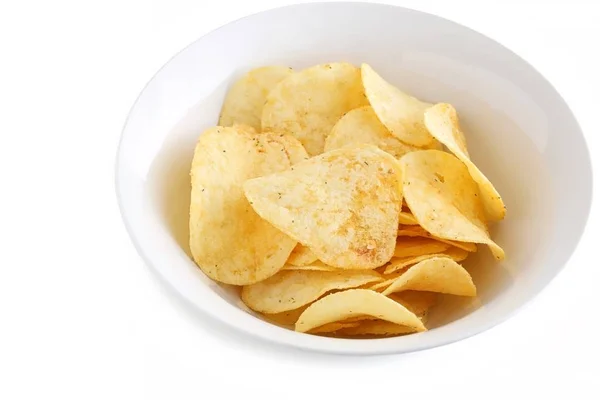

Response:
(337, 320), (417, 336)
(244, 145), (403, 269)
(400, 150), (505, 260)
(390, 291), (438, 319)
(324, 106), (421, 157)
(382, 257), (476, 297)
(262, 62), (368, 156)
(241, 270), (382, 314)
(394, 237), (450, 258)
(384, 246), (470, 274)
(286, 244), (318, 266)
(424, 103), (506, 221)
(397, 225), (478, 253)
(309, 321), (361, 334)
(281, 262), (338, 272)
(295, 289), (426, 333)
(361, 63), (434, 147)
(219, 66), (294, 130)
(398, 211), (418, 225)
(261, 305), (308, 327)
(189, 127), (305, 285)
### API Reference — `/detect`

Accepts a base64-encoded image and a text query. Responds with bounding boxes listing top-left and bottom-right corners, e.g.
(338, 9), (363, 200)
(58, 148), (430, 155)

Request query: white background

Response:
(1, 0), (599, 398)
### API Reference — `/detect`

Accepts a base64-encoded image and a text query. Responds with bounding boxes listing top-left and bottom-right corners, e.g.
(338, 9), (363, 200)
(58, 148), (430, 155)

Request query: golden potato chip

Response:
(324, 106), (421, 157)
(262, 62), (368, 156)
(397, 225), (478, 253)
(400, 150), (505, 260)
(361, 63), (434, 147)
(384, 246), (470, 274)
(268, 134), (310, 164)
(394, 237), (450, 258)
(244, 145), (403, 269)
(219, 66), (294, 130)
(295, 289), (426, 333)
(337, 320), (416, 336)
(424, 103), (506, 221)
(286, 244), (318, 266)
(241, 270), (381, 314)
(382, 257), (476, 297)
(398, 211), (418, 225)
(309, 321), (361, 334)
(189, 127), (305, 285)
(281, 262), (338, 272)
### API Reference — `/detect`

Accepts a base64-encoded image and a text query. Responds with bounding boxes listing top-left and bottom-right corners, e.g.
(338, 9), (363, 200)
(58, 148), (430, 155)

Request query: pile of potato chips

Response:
(188, 62), (505, 337)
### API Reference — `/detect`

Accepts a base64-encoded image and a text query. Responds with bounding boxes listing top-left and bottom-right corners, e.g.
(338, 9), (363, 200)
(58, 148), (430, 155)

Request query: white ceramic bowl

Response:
(115, 3), (592, 355)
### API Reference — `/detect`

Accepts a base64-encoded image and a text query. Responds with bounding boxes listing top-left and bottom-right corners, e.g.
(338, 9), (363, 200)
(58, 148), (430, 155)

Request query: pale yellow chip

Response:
(397, 225), (478, 253)
(424, 103), (506, 221)
(398, 211), (418, 225)
(361, 63), (434, 147)
(281, 262), (338, 272)
(286, 244), (318, 266)
(244, 145), (403, 269)
(384, 247), (470, 274)
(262, 62), (368, 156)
(394, 237), (450, 258)
(241, 269), (382, 314)
(295, 289), (426, 333)
(309, 321), (361, 334)
(382, 257), (476, 297)
(219, 66), (294, 130)
(189, 127), (307, 285)
(324, 106), (421, 158)
(400, 150), (505, 260)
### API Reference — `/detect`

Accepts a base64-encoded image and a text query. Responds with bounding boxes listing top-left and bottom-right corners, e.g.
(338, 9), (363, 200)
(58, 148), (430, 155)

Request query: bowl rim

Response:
(114, 1), (593, 355)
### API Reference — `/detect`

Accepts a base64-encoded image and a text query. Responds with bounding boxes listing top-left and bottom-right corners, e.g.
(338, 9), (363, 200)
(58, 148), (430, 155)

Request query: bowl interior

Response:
(116, 3), (591, 354)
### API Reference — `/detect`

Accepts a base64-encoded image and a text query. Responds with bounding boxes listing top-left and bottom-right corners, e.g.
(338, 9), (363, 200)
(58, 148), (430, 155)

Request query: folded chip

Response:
(295, 289), (426, 333)
(361, 63), (435, 147)
(424, 103), (506, 221)
(400, 150), (505, 260)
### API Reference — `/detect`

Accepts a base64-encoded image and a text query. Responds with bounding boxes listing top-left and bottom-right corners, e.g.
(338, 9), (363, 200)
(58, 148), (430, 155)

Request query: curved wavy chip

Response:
(219, 66), (294, 130)
(189, 127), (307, 285)
(296, 289), (427, 332)
(400, 150), (505, 260)
(244, 145), (403, 269)
(394, 237), (450, 258)
(361, 63), (434, 147)
(382, 257), (476, 297)
(384, 247), (470, 275)
(424, 103), (506, 221)
(397, 225), (478, 253)
(324, 106), (421, 158)
(286, 244), (318, 267)
(295, 289), (426, 333)
(241, 269), (381, 314)
(262, 62), (368, 156)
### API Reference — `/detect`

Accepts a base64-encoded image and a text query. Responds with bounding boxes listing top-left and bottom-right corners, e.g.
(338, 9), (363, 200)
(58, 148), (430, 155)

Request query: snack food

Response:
(187, 62), (506, 338)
